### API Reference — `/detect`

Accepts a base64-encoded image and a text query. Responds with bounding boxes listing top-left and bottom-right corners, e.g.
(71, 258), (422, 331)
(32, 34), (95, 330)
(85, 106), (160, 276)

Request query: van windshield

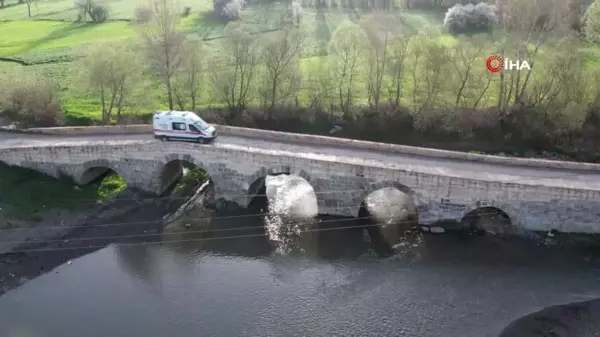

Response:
(195, 118), (210, 130)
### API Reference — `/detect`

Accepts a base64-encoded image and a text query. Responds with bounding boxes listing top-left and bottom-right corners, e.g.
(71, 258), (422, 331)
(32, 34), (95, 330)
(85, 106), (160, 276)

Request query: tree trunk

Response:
(100, 85), (107, 123)
(116, 76), (126, 123)
(269, 76), (277, 120)
(166, 78), (174, 110)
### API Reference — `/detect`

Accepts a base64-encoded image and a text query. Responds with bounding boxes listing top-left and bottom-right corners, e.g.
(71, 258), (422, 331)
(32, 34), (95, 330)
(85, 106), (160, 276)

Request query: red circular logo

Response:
(486, 55), (503, 73)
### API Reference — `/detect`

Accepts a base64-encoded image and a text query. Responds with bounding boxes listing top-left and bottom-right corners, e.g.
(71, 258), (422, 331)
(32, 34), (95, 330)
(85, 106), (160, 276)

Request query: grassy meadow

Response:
(1, 0), (600, 124)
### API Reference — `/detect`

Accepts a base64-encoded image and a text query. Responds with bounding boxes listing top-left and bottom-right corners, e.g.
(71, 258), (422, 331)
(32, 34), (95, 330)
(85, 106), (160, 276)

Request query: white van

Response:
(153, 111), (217, 144)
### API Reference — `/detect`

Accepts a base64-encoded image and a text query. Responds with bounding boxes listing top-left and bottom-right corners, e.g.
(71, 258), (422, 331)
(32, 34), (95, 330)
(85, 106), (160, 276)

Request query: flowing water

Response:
(1, 175), (600, 337)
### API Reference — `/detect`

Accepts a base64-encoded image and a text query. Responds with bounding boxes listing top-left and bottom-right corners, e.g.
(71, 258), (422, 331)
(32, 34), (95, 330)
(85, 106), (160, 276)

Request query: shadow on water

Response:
(298, 215), (370, 259)
(121, 174), (600, 273)
(359, 203), (395, 257)
(144, 173), (374, 260)
(158, 208), (371, 260)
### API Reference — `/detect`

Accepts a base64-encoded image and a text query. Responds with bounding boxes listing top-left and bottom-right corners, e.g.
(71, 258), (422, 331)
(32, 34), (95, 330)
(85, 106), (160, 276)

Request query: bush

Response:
(444, 3), (498, 34)
(90, 4), (108, 22)
(62, 112), (95, 126)
(0, 74), (62, 128)
(135, 5), (153, 23)
(584, 0), (600, 42)
(213, 0), (245, 21)
(75, 0), (109, 22)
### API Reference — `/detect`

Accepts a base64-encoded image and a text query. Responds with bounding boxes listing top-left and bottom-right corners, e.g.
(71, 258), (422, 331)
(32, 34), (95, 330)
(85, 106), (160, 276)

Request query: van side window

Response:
(172, 122), (186, 131)
(189, 124), (200, 133)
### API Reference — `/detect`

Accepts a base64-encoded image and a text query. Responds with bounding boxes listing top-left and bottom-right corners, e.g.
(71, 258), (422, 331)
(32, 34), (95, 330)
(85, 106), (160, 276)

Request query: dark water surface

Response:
(1, 176), (600, 337)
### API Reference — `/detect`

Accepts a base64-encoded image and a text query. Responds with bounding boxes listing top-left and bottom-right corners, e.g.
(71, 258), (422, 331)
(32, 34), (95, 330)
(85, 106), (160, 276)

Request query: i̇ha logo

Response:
(486, 55), (531, 73)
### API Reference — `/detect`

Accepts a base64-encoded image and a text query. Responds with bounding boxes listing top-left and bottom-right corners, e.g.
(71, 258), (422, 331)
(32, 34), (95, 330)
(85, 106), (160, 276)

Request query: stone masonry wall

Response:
(1, 141), (600, 233)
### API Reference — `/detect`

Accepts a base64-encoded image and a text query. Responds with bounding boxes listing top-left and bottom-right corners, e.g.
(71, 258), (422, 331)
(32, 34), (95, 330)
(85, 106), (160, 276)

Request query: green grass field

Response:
(0, 0), (208, 21)
(0, 20), (136, 55)
(1, 0), (600, 123)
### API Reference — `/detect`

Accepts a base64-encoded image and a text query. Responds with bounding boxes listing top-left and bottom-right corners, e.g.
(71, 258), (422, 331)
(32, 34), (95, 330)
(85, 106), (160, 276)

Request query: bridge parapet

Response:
(8, 124), (600, 172)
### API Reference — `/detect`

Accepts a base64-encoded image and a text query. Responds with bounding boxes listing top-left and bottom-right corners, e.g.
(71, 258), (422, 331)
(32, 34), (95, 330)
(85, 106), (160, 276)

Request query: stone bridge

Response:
(1, 125), (600, 234)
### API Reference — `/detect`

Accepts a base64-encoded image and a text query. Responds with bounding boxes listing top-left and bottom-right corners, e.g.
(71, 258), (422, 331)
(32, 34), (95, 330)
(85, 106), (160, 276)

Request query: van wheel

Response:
(160, 136), (168, 142)
(197, 137), (205, 144)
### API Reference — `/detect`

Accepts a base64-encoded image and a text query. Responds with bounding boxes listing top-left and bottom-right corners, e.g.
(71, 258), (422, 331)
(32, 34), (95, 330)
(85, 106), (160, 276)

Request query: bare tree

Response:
(450, 36), (486, 108)
(291, 0), (303, 26)
(173, 41), (204, 111)
(139, 0), (185, 111)
(407, 34), (426, 114)
(213, 0), (245, 21)
(24, 0), (33, 17)
(209, 23), (259, 121)
(75, 0), (108, 22)
(421, 39), (452, 110)
(422, 39), (452, 109)
(82, 42), (141, 123)
(526, 40), (589, 147)
(407, 33), (452, 130)
(471, 64), (494, 109)
(306, 60), (335, 112)
(135, 5), (154, 23)
(258, 28), (305, 119)
(385, 34), (410, 109)
(362, 13), (397, 113)
(493, 0), (570, 110)
(331, 23), (367, 118)
(528, 38), (588, 113)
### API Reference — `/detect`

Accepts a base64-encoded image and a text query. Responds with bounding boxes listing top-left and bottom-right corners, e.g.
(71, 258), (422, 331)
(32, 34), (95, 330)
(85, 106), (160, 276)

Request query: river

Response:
(1, 175), (600, 337)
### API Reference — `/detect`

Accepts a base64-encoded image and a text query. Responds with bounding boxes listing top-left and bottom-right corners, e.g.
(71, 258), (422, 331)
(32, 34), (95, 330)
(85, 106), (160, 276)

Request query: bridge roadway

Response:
(1, 130), (599, 192)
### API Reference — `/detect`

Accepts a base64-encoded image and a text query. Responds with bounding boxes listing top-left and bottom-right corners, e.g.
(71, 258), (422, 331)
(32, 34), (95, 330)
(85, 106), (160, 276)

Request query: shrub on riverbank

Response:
(171, 166), (210, 194)
(0, 71), (62, 128)
(96, 172), (127, 200)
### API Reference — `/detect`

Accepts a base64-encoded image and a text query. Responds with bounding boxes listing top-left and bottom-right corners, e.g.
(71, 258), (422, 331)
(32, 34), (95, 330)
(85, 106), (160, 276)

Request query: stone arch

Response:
(77, 159), (124, 185)
(463, 199), (520, 225)
(156, 153), (211, 195)
(358, 182), (419, 221)
(357, 181), (420, 254)
(357, 181), (420, 214)
(246, 166), (315, 210)
(460, 206), (514, 235)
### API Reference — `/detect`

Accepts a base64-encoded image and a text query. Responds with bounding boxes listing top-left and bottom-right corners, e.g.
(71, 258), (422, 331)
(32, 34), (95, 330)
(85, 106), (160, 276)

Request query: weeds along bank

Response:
(1, 0), (600, 161)
(0, 162), (127, 224)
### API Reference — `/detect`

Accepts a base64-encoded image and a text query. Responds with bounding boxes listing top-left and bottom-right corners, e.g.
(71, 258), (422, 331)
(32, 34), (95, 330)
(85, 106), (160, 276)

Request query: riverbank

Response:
(0, 175), (206, 297)
(498, 299), (600, 337)
(0, 189), (162, 296)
